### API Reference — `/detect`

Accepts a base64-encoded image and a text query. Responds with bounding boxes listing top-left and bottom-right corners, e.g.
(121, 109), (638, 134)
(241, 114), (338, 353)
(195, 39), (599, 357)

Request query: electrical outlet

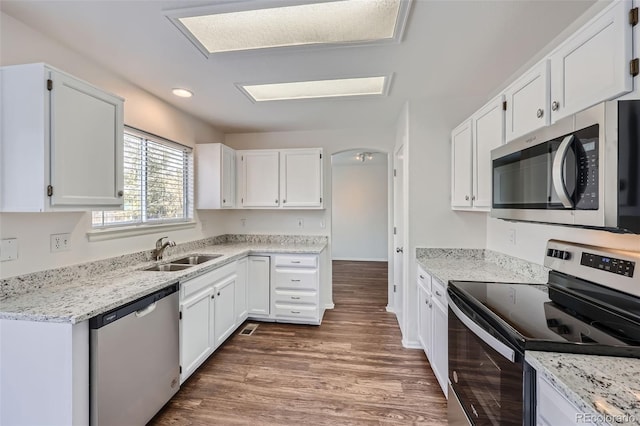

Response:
(241, 218), (246, 227)
(51, 233), (71, 252)
(508, 229), (516, 245)
(296, 218), (304, 228)
(0, 238), (18, 261)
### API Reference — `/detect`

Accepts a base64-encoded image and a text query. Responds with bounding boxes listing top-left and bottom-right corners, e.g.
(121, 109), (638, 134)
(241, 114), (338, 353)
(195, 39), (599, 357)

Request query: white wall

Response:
(487, 218), (640, 265)
(331, 161), (388, 261)
(0, 12), (226, 278)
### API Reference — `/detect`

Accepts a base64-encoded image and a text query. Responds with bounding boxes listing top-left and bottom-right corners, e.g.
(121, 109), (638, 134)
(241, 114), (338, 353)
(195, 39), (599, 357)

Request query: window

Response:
(92, 128), (193, 228)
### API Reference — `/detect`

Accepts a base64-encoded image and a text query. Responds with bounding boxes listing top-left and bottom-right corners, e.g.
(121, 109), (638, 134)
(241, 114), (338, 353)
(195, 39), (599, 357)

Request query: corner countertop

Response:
(415, 248), (549, 286)
(526, 351), (640, 425)
(0, 241), (325, 324)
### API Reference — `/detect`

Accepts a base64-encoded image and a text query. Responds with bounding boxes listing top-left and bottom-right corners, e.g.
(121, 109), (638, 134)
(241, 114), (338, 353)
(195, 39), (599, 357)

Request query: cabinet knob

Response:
(223, 199), (226, 203)
(211, 294), (215, 299)
(117, 190), (124, 197)
(435, 290), (442, 297)
(536, 108), (544, 118)
(551, 101), (560, 111)
(217, 292), (221, 296)
(465, 195), (470, 201)
(425, 298), (429, 305)
(429, 302), (432, 308)
(283, 199), (286, 204)
(471, 195), (476, 201)
(275, 199), (279, 204)
(419, 275), (425, 279)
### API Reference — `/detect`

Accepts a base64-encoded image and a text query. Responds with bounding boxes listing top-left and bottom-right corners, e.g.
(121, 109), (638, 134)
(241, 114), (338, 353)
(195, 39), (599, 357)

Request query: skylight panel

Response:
(239, 76), (389, 102)
(168, 0), (408, 54)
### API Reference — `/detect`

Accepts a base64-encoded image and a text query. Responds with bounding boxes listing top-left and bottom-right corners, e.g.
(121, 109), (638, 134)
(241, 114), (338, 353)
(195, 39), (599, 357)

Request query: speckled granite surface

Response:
(415, 248), (549, 285)
(0, 235), (327, 324)
(526, 351), (640, 425)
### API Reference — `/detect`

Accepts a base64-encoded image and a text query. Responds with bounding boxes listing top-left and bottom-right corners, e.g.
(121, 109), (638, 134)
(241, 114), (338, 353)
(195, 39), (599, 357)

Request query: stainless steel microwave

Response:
(491, 100), (640, 234)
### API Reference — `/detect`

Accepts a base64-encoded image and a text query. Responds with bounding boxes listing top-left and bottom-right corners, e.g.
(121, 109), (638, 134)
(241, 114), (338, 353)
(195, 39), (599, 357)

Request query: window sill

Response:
(87, 221), (197, 242)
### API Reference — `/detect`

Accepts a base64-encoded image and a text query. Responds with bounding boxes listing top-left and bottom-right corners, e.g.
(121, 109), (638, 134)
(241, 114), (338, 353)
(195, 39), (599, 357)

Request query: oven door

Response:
(448, 292), (526, 425)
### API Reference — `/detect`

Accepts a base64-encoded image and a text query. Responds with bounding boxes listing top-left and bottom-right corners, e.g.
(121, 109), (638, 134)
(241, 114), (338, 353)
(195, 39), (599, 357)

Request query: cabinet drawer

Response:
(274, 303), (318, 320)
(274, 268), (318, 290)
(274, 255), (317, 268)
(431, 277), (447, 307)
(273, 289), (317, 304)
(417, 266), (431, 292)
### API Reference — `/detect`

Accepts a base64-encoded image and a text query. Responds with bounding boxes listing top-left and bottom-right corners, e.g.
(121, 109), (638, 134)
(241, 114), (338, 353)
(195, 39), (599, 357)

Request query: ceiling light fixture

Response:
(172, 88), (193, 98)
(165, 0), (411, 56)
(356, 152), (376, 162)
(239, 76), (390, 102)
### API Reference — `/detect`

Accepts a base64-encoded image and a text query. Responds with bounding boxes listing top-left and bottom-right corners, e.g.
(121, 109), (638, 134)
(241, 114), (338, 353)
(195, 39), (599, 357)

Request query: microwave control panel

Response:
(575, 129), (599, 210)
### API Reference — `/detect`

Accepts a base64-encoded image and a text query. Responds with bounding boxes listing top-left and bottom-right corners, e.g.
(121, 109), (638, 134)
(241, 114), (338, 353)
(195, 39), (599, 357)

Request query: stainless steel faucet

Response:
(153, 236), (176, 261)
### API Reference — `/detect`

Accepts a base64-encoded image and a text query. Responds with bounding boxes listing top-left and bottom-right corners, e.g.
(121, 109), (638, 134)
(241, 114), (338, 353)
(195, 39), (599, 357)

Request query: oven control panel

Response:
(580, 253), (635, 277)
(544, 240), (639, 298)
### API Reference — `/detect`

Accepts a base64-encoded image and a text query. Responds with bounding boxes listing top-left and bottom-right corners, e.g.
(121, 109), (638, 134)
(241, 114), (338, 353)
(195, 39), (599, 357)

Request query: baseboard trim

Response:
(385, 305), (394, 313)
(324, 303), (335, 309)
(332, 257), (388, 262)
(402, 338), (422, 349)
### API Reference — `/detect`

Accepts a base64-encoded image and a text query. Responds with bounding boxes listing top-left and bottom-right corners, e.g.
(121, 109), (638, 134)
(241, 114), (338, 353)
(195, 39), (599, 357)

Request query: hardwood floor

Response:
(149, 260), (447, 425)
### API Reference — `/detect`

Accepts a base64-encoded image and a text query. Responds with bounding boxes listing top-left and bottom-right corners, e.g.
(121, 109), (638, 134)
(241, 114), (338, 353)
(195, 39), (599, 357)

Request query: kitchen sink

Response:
(144, 264), (194, 272)
(170, 254), (222, 265)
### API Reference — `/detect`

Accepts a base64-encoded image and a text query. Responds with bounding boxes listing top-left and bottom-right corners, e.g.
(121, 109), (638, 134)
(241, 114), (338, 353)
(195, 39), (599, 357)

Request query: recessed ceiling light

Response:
(166, 0), (410, 55)
(172, 88), (193, 98)
(240, 76), (389, 102)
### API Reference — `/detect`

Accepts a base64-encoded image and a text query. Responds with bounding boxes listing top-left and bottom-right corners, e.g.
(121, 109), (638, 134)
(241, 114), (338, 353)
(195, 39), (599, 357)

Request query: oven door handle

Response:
(552, 134), (575, 208)
(448, 295), (516, 362)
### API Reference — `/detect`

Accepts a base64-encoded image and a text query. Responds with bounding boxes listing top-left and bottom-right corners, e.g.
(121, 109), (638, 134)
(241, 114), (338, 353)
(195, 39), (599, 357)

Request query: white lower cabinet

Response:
(416, 265), (448, 397)
(235, 256), (248, 324)
(180, 287), (214, 383)
(247, 255), (271, 318)
(213, 274), (236, 348)
(179, 262), (237, 383)
(536, 374), (596, 426)
(272, 254), (321, 324)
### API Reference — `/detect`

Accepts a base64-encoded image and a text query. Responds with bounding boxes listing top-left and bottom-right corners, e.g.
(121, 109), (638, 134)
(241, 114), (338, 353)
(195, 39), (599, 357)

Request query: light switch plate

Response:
(0, 238), (18, 261)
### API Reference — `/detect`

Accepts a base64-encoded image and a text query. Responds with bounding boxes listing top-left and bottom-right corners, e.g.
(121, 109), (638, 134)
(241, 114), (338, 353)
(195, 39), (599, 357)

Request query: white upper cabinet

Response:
(280, 148), (323, 208)
(1, 63), (124, 212)
(238, 148), (324, 209)
(195, 143), (236, 209)
(504, 60), (550, 143)
(550, 0), (633, 122)
(472, 95), (505, 209)
(239, 150), (280, 207)
(451, 119), (473, 208)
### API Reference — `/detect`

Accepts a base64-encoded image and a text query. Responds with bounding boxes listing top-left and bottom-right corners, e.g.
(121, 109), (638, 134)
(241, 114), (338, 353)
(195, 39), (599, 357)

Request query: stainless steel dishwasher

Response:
(90, 283), (180, 426)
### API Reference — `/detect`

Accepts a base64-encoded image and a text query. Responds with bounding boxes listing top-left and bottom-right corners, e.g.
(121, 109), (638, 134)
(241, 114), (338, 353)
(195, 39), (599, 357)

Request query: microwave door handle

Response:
(552, 135), (575, 208)
(448, 294), (516, 362)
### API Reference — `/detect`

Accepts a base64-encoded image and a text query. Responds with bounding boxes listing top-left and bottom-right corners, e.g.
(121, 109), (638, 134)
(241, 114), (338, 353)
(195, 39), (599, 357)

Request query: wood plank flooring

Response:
(149, 260), (447, 425)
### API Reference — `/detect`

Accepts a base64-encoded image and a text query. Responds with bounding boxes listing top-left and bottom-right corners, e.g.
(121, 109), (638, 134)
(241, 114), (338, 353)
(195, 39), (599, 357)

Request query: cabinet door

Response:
(235, 257), (248, 324)
(248, 256), (270, 316)
(417, 285), (432, 359)
(221, 145), (236, 208)
(550, 1), (632, 122)
(537, 375), (596, 426)
(240, 151), (280, 207)
(504, 61), (550, 142)
(180, 288), (214, 382)
(472, 96), (504, 209)
(280, 149), (323, 208)
(214, 275), (236, 348)
(432, 299), (448, 397)
(451, 119), (473, 208)
(49, 70), (124, 208)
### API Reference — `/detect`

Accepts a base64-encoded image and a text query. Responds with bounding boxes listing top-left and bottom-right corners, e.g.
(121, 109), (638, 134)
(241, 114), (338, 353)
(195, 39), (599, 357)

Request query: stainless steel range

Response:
(446, 240), (640, 425)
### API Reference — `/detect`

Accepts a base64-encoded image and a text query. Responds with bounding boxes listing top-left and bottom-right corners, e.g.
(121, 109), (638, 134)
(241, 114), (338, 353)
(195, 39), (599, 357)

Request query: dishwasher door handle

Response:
(135, 302), (157, 318)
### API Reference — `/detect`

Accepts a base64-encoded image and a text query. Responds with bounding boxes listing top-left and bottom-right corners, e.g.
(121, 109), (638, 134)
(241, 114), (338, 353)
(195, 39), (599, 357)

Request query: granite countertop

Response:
(0, 237), (326, 324)
(526, 351), (640, 425)
(416, 248), (549, 285)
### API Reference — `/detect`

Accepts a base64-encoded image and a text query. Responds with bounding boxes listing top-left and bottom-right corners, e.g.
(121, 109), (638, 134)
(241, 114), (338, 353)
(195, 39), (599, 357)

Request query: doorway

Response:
(330, 149), (389, 262)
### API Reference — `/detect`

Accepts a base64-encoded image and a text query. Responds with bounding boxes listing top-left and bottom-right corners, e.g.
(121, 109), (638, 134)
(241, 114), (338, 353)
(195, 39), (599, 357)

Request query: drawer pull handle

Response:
(291, 311), (301, 314)
(419, 275), (425, 279)
(291, 296), (301, 300)
(435, 290), (442, 297)
(291, 279), (301, 282)
(291, 261), (301, 264)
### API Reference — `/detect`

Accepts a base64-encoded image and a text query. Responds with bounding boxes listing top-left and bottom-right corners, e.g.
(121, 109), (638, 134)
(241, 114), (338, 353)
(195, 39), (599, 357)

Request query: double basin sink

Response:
(144, 254), (222, 272)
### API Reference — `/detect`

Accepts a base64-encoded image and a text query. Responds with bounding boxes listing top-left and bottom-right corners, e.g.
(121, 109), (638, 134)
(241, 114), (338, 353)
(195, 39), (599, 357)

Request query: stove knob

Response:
(547, 249), (554, 257)
(562, 251), (571, 260)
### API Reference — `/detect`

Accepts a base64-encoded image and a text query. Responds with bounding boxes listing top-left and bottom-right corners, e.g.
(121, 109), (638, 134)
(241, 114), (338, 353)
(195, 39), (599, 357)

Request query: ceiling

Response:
(0, 0), (596, 134)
